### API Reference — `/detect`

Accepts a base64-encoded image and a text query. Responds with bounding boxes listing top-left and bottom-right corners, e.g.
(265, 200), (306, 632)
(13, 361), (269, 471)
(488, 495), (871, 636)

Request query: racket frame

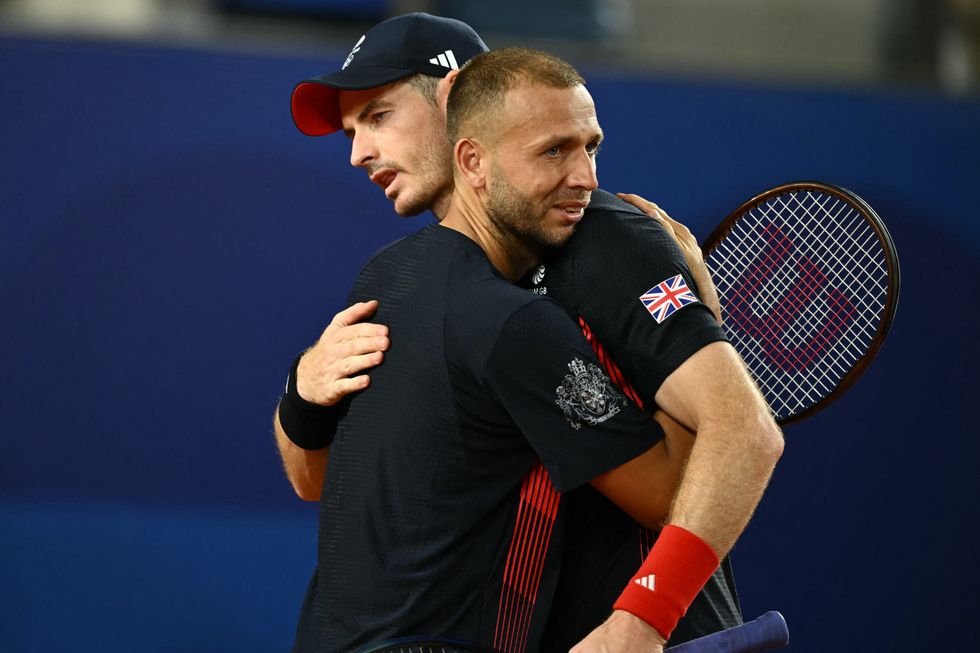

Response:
(701, 181), (901, 426)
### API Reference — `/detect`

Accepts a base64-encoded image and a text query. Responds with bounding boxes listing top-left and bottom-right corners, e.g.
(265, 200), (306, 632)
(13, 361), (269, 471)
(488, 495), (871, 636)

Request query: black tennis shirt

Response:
(518, 190), (742, 650)
(292, 223), (665, 653)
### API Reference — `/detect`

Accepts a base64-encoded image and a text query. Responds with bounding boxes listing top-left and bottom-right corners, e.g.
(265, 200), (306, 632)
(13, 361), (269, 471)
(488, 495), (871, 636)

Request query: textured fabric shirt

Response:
(292, 223), (665, 653)
(518, 189), (742, 650)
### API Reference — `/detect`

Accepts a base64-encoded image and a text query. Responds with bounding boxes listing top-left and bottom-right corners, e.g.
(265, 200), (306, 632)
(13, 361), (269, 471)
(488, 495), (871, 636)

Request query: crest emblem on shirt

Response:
(556, 358), (626, 430)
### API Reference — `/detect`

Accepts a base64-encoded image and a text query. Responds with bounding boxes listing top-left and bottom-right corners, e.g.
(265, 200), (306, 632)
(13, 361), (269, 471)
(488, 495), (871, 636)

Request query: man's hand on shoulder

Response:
(274, 300), (389, 502)
(570, 609), (666, 653)
(298, 300), (390, 405)
(616, 193), (722, 325)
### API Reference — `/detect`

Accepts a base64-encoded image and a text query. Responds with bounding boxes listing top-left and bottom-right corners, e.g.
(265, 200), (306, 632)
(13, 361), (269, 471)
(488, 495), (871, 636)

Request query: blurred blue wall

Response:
(2, 34), (978, 652)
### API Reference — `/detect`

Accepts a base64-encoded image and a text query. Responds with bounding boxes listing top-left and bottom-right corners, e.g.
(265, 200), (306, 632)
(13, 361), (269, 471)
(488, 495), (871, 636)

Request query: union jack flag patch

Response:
(639, 274), (699, 324)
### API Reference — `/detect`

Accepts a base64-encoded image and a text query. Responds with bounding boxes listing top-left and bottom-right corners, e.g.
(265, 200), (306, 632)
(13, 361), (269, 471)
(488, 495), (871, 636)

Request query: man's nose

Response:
(567, 149), (599, 191)
(350, 130), (378, 168)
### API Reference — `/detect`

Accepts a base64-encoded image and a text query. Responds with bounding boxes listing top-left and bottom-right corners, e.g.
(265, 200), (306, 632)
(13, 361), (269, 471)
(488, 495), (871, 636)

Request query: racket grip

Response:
(665, 611), (789, 653)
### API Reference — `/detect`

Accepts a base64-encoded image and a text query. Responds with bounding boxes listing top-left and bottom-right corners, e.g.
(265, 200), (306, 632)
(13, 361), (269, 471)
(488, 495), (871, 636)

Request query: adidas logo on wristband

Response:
(634, 574), (656, 591)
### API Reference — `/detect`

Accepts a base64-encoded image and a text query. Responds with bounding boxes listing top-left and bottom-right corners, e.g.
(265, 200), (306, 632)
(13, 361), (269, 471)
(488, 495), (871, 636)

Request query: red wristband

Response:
(612, 525), (720, 640)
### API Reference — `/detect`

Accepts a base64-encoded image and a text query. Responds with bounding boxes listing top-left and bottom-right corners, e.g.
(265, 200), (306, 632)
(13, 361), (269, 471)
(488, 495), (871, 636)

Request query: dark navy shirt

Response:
(292, 223), (664, 653)
(519, 190), (742, 650)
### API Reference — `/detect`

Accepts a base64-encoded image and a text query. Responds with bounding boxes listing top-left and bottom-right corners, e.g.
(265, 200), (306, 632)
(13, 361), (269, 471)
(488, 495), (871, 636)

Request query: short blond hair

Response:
(447, 47), (585, 144)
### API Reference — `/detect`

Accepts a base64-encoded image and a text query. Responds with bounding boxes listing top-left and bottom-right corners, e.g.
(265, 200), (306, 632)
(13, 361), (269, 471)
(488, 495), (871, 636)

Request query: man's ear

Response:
(454, 137), (487, 190)
(436, 69), (460, 115)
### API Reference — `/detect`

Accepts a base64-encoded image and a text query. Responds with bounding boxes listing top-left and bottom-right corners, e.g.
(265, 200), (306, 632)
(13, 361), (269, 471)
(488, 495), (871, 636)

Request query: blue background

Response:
(2, 34), (979, 651)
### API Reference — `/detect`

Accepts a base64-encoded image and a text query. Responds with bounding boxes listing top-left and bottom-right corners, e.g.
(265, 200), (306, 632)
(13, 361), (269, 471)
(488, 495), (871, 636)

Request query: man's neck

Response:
(440, 194), (536, 282)
(430, 189), (452, 222)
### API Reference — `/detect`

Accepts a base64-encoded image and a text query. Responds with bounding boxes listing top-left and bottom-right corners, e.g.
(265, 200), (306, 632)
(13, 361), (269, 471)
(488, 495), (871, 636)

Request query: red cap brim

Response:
(291, 82), (343, 137)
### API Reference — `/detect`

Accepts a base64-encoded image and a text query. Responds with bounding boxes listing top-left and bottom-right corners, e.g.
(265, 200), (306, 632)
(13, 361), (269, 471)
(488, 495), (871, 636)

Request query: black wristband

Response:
(277, 354), (340, 450)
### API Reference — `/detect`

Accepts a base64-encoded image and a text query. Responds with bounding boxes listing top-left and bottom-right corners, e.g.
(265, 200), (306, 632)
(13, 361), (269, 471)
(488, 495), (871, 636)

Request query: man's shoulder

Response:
(442, 258), (564, 383)
(573, 189), (673, 250)
(450, 269), (553, 325)
(358, 223), (453, 269)
(448, 265), (562, 342)
(353, 224), (479, 285)
(547, 189), (680, 272)
(583, 188), (649, 223)
(347, 225), (486, 311)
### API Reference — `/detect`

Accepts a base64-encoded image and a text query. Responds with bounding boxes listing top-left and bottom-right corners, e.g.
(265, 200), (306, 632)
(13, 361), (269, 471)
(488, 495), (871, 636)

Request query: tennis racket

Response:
(667, 611), (788, 652)
(358, 610), (788, 653)
(702, 181), (900, 425)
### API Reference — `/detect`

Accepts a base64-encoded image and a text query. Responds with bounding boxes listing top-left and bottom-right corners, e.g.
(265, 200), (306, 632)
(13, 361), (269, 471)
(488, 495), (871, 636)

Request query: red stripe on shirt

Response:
(578, 317), (645, 410)
(494, 462), (560, 653)
(579, 316), (658, 564)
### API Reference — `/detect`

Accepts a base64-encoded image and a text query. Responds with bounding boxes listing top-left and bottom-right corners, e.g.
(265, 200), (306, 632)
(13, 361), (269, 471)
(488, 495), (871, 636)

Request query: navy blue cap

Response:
(291, 13), (488, 136)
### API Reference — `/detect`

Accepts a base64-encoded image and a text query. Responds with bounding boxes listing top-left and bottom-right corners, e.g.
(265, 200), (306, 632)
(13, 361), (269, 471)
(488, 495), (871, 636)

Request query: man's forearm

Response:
(589, 411), (696, 531)
(666, 411), (782, 556)
(653, 341), (784, 556)
(590, 342), (783, 645)
(274, 408), (329, 502)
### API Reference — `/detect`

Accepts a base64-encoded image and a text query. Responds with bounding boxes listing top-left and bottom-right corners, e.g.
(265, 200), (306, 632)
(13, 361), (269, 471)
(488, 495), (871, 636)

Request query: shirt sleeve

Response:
(484, 298), (665, 492)
(568, 200), (729, 403)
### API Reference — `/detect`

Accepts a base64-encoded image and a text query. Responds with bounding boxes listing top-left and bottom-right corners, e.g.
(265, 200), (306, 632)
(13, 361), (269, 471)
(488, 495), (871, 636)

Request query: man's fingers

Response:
(616, 192), (654, 210)
(331, 375), (371, 398)
(651, 209), (698, 246)
(340, 351), (385, 377)
(335, 321), (390, 342)
(617, 192), (675, 233)
(335, 335), (390, 359)
(297, 348), (379, 405)
(618, 192), (701, 251)
(330, 299), (380, 329)
(320, 302), (389, 343)
(617, 192), (662, 217)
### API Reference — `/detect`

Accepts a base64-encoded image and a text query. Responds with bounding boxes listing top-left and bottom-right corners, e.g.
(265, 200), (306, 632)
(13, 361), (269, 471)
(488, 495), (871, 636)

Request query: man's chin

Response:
(542, 223), (578, 250)
(391, 193), (430, 218)
(522, 225), (576, 261)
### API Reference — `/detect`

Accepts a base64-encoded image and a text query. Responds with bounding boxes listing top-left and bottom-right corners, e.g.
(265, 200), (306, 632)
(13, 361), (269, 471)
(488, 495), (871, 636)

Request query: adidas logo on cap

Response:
(429, 49), (460, 69)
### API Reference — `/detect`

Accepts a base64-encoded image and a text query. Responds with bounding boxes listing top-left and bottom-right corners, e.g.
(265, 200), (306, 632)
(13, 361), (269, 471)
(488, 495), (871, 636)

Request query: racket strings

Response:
(706, 190), (890, 421)
(761, 195), (886, 369)
(722, 193), (885, 410)
(756, 197), (882, 356)
(711, 225), (835, 415)
(772, 193), (887, 320)
(762, 193), (888, 343)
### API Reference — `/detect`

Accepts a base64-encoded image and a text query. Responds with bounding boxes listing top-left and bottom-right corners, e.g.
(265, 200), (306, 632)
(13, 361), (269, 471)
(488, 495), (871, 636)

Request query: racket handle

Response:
(666, 611), (789, 653)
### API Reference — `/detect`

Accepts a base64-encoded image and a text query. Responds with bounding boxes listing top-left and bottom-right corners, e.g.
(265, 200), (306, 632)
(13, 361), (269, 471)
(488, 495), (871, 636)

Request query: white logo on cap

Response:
(343, 35), (366, 70)
(428, 49), (459, 70)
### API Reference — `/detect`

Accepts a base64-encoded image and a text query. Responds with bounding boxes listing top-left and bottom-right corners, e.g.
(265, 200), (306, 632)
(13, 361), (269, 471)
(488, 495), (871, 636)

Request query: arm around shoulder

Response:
(589, 410), (696, 530)
(575, 341), (781, 650)
(655, 340), (783, 556)
(586, 341), (782, 551)
(271, 300), (388, 501)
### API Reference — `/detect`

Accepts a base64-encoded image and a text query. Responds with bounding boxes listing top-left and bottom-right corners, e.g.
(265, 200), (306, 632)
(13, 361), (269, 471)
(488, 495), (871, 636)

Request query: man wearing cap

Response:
(282, 39), (699, 653)
(276, 13), (782, 653)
